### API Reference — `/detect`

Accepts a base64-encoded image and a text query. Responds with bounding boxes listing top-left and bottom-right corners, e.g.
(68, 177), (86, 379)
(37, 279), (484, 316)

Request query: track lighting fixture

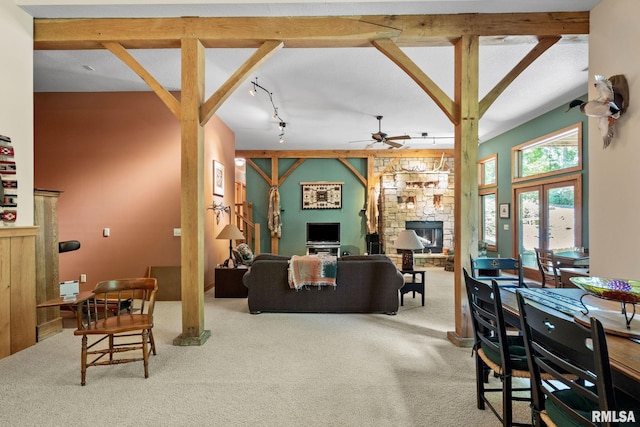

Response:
(249, 77), (288, 143)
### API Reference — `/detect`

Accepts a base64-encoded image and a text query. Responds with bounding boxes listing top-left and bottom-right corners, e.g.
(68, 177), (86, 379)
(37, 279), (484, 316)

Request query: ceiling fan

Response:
(352, 115), (411, 149)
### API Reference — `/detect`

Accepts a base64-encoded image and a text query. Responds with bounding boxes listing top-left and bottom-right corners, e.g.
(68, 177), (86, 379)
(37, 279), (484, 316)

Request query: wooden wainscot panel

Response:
(0, 227), (37, 359)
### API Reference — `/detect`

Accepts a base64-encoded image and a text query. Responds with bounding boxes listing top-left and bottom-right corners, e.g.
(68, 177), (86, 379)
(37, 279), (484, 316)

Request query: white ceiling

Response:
(25, 1), (600, 151)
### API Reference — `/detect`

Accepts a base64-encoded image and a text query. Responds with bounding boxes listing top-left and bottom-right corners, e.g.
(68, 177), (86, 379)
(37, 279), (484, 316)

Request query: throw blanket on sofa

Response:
(288, 255), (337, 290)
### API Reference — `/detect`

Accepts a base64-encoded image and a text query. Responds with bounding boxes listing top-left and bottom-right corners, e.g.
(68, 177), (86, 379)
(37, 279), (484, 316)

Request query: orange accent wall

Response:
(34, 92), (235, 291)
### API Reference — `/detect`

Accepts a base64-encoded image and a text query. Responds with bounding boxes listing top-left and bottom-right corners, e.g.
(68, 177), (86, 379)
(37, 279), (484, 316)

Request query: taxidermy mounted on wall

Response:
(568, 74), (629, 148)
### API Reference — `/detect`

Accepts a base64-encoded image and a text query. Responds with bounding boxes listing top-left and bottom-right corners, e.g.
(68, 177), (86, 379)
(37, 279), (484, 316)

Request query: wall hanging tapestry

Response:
(0, 134), (17, 225)
(301, 182), (343, 210)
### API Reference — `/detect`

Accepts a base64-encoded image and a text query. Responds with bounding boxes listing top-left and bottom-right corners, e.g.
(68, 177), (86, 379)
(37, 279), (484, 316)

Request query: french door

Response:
(514, 175), (582, 271)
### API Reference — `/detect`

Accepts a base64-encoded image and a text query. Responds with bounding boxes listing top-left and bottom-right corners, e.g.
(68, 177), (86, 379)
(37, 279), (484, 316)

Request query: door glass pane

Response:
(481, 193), (496, 246)
(547, 185), (576, 251)
(518, 190), (540, 269)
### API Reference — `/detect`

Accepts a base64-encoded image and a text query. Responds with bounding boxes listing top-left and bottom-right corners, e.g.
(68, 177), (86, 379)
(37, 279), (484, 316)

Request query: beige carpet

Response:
(0, 267), (530, 426)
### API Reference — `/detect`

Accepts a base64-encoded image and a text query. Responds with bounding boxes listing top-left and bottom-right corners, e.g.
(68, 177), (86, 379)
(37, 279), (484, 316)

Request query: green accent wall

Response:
(478, 95), (589, 258)
(246, 158), (368, 256)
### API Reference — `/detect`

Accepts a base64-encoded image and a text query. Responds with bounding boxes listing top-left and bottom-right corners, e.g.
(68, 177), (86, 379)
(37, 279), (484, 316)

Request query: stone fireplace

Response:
(373, 155), (454, 261)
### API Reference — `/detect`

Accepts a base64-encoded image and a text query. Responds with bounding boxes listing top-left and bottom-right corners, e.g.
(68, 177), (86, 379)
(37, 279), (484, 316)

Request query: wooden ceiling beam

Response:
(373, 38), (458, 125)
(479, 35), (562, 118)
(337, 158), (367, 186)
(102, 41), (181, 120)
(33, 13), (588, 50)
(200, 40), (283, 126)
(33, 16), (399, 50)
(235, 149), (454, 159)
(362, 12), (588, 45)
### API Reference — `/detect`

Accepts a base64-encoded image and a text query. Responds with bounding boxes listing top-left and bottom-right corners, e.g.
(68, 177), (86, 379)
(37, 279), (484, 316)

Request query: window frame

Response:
(511, 123), (582, 183)
(478, 154), (498, 189)
(479, 189), (498, 251)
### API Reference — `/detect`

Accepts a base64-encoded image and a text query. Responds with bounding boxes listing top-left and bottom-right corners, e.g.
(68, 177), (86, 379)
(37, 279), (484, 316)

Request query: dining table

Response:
(499, 287), (640, 398)
(553, 250), (590, 267)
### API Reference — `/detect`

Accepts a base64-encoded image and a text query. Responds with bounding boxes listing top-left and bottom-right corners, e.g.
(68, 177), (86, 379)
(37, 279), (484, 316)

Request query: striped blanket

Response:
(288, 254), (338, 290)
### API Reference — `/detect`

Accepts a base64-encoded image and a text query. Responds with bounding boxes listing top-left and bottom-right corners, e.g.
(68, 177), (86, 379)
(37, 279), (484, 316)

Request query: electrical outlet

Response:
(103, 227), (110, 237)
(80, 274), (87, 283)
(173, 228), (181, 237)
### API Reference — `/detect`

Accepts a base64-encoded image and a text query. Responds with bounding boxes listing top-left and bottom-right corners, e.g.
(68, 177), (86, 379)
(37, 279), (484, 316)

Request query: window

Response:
(479, 190), (497, 250)
(512, 123), (582, 182)
(478, 155), (498, 250)
(478, 154), (497, 188)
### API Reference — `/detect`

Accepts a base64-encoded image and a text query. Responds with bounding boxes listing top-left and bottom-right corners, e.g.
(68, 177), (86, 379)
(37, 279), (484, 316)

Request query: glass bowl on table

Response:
(570, 276), (640, 329)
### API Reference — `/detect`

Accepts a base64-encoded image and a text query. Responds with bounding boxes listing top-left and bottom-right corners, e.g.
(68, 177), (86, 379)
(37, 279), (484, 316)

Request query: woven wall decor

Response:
(0, 135), (17, 225)
(301, 182), (343, 210)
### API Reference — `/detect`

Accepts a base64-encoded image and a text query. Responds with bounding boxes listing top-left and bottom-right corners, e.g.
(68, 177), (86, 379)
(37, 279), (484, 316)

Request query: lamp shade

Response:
(216, 224), (245, 240)
(395, 230), (424, 250)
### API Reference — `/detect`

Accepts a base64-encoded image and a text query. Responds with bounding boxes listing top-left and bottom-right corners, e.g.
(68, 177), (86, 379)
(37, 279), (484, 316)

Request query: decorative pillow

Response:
(235, 243), (254, 266)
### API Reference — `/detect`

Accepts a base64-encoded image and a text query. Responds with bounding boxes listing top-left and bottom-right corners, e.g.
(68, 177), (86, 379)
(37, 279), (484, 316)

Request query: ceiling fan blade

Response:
(384, 140), (404, 149)
(386, 135), (411, 141)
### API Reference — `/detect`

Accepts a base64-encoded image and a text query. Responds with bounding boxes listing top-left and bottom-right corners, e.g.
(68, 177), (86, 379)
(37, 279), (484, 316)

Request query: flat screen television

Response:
(306, 222), (340, 243)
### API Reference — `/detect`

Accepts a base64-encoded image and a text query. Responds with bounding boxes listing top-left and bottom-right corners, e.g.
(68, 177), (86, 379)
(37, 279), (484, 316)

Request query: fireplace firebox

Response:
(405, 221), (444, 253)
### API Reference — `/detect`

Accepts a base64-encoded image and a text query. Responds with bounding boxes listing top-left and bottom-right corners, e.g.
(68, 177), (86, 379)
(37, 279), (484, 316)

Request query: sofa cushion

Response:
(339, 254), (390, 262)
(252, 253), (291, 262)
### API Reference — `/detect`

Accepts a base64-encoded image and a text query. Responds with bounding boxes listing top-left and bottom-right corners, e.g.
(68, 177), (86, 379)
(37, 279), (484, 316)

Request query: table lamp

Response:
(216, 224), (245, 267)
(395, 229), (424, 271)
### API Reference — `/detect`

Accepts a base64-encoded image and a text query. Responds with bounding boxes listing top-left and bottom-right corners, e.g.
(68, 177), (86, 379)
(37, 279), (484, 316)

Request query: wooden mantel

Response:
(34, 12), (589, 346)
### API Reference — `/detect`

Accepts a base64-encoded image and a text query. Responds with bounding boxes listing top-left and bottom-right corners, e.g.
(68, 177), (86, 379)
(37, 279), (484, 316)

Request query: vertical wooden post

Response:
(173, 37), (210, 346)
(448, 35), (479, 346)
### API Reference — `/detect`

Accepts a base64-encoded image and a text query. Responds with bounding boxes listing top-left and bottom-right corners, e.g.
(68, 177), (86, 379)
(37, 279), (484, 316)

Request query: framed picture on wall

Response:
(499, 203), (510, 219)
(213, 160), (224, 197)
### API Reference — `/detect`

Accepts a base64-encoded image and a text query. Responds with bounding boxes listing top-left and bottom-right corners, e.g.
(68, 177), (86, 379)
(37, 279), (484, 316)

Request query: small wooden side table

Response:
(400, 268), (426, 306)
(215, 267), (249, 298)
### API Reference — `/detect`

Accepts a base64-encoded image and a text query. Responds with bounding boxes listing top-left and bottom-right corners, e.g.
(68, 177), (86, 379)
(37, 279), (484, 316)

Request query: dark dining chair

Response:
(470, 254), (526, 288)
(463, 269), (532, 427)
(516, 291), (640, 427)
(534, 248), (560, 288)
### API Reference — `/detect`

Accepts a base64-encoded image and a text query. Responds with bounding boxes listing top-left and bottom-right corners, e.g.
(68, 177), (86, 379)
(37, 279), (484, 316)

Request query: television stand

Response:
(306, 241), (340, 257)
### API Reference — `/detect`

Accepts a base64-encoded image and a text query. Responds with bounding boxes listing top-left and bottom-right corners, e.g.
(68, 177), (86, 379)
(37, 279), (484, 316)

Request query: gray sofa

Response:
(242, 254), (404, 314)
